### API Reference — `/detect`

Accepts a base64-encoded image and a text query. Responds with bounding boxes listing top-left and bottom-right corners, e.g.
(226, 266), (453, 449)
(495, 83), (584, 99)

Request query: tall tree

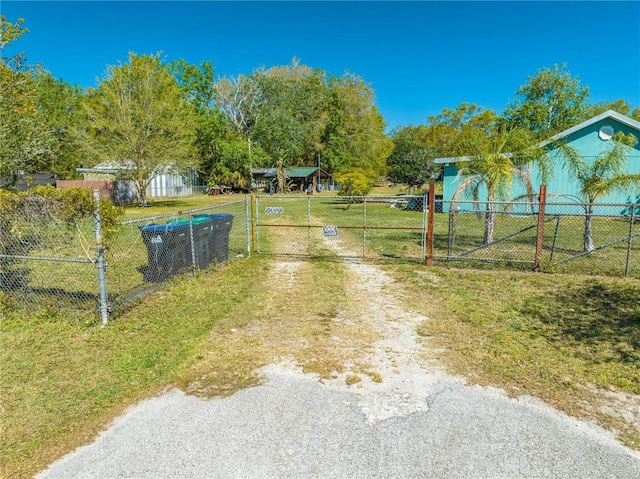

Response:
(34, 73), (86, 178)
(170, 59), (272, 189)
(0, 16), (55, 184)
(323, 73), (393, 177)
(211, 59), (393, 181)
(451, 126), (549, 245)
(586, 99), (640, 121)
(422, 103), (497, 157)
(169, 59), (216, 111)
(78, 53), (196, 205)
(250, 60), (331, 166)
(387, 125), (439, 192)
(214, 73), (262, 137)
(501, 64), (590, 137)
(553, 132), (640, 252)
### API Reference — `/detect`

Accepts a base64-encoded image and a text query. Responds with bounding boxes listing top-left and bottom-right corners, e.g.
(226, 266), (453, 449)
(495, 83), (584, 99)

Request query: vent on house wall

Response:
(598, 125), (615, 140)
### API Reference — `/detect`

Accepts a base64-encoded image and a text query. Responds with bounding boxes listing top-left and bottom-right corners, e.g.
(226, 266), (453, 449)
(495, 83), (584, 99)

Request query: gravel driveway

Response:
(37, 362), (640, 478)
(37, 254), (640, 478)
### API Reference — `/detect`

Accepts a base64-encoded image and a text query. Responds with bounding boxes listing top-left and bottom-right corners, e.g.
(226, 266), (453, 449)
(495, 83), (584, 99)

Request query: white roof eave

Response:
(435, 110), (640, 165)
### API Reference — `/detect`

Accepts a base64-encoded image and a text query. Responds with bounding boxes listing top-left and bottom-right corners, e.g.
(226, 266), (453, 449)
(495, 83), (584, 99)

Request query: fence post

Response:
(188, 215), (197, 274)
(447, 209), (455, 259)
(250, 195), (257, 254)
(362, 197), (367, 257)
(625, 206), (635, 278)
(533, 184), (547, 272)
(245, 195), (251, 256)
(426, 183), (435, 266)
(307, 195), (312, 254)
(93, 189), (109, 325)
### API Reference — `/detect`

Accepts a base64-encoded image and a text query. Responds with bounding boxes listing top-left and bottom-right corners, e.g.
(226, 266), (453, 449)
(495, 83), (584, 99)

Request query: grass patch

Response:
(121, 194), (239, 220)
(1, 257), (266, 477)
(390, 264), (640, 449)
(1, 254), (381, 477)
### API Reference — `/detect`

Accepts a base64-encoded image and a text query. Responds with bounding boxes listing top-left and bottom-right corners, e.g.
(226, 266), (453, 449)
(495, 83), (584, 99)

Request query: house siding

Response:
(440, 115), (640, 213)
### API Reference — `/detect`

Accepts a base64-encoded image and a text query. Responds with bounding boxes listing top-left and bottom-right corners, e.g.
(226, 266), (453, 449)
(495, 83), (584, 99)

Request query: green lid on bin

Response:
(191, 216), (214, 225)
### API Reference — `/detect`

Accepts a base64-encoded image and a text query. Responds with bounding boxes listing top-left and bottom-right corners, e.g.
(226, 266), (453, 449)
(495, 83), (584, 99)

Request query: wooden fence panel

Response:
(56, 180), (115, 202)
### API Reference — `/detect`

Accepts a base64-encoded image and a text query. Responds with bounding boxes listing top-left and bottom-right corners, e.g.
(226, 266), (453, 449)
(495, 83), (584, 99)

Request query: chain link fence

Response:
(3, 189), (638, 322)
(435, 199), (639, 277)
(106, 200), (248, 312)
(252, 194), (639, 278)
(253, 195), (428, 260)
(1, 193), (248, 322)
(1, 194), (102, 319)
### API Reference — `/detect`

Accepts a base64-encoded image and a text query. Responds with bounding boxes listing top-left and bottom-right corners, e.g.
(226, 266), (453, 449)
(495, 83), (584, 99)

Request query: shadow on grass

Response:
(520, 280), (640, 365)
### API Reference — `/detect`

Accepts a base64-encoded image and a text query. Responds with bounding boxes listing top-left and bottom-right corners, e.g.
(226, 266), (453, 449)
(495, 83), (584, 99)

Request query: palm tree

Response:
(451, 126), (549, 245)
(554, 132), (640, 252)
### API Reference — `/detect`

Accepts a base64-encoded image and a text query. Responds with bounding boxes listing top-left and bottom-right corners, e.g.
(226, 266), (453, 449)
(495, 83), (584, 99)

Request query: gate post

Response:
(534, 184), (547, 272)
(93, 189), (109, 325)
(307, 196), (312, 254)
(250, 195), (257, 254)
(625, 205), (635, 278)
(426, 183), (435, 266)
(245, 195), (251, 255)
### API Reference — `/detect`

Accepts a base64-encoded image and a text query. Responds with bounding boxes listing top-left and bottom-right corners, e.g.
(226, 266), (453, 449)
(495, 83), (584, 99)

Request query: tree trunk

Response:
(484, 199), (495, 245)
(136, 178), (149, 207)
(448, 208), (457, 256)
(583, 205), (594, 252)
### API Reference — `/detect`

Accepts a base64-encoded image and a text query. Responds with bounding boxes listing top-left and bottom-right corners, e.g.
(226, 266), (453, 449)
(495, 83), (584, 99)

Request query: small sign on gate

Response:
(265, 207), (284, 214)
(323, 226), (339, 237)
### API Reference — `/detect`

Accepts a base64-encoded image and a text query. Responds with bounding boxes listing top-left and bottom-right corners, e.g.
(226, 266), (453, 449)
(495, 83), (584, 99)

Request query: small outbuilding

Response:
(253, 167), (333, 193)
(77, 161), (200, 201)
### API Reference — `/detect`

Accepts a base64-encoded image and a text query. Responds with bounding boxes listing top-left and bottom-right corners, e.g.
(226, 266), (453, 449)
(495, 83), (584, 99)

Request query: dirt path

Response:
(267, 233), (640, 433)
(37, 238), (640, 478)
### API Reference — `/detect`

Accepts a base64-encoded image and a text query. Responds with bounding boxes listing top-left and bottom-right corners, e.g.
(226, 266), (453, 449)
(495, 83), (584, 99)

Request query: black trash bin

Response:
(189, 215), (217, 269)
(193, 213), (234, 263)
(140, 216), (219, 282)
(140, 220), (192, 283)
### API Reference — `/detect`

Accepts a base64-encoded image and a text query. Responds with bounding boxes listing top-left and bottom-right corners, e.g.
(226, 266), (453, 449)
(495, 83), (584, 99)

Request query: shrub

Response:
(334, 168), (375, 207)
(0, 187), (124, 294)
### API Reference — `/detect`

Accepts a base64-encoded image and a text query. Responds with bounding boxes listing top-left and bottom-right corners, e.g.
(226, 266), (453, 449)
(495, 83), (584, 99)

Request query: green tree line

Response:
(2, 16), (638, 204)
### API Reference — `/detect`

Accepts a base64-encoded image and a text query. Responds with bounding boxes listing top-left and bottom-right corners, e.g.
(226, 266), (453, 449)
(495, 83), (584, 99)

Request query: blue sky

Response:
(3, 1), (640, 130)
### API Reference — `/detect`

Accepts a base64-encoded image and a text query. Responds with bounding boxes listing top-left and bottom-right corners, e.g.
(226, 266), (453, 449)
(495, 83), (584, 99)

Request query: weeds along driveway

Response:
(38, 236), (640, 478)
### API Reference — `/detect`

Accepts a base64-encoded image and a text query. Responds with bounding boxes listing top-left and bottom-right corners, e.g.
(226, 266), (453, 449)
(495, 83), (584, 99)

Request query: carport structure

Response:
(264, 167), (332, 193)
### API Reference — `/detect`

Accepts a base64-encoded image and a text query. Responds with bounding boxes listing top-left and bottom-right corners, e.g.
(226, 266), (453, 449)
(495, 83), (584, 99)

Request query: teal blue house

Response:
(435, 110), (640, 213)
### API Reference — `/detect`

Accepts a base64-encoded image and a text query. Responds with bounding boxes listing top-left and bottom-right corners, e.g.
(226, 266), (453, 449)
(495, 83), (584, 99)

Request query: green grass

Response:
(391, 264), (640, 449)
(3, 188), (639, 475)
(3, 251), (639, 476)
(1, 257), (269, 477)
(121, 194), (241, 220)
(1, 253), (378, 477)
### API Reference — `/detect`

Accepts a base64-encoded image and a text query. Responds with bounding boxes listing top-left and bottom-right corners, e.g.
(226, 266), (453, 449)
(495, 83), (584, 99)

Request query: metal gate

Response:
(251, 195), (430, 261)
(248, 191), (639, 277)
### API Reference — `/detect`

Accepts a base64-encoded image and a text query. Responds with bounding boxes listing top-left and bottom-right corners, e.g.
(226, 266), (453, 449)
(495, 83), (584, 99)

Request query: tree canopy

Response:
(0, 16), (56, 184)
(387, 125), (439, 190)
(501, 64), (590, 137)
(3, 15), (640, 205)
(451, 125), (548, 244)
(78, 53), (197, 205)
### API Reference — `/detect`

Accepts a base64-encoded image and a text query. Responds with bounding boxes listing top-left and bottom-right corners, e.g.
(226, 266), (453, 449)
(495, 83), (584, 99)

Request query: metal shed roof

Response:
(263, 167), (331, 179)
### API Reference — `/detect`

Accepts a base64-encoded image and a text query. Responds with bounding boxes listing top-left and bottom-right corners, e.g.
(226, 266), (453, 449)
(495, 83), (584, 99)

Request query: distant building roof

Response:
(434, 110), (640, 165)
(263, 167), (332, 179)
